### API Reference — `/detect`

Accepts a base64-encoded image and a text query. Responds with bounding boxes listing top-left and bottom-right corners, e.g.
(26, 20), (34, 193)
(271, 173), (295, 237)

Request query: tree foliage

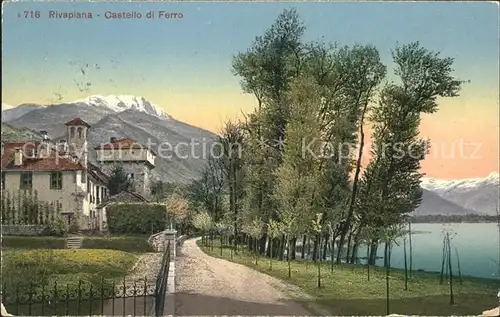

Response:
(188, 9), (462, 271)
(107, 165), (132, 196)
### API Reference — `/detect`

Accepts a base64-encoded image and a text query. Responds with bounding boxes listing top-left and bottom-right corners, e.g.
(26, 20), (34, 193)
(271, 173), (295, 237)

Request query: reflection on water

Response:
(361, 223), (499, 279)
(297, 223), (499, 280)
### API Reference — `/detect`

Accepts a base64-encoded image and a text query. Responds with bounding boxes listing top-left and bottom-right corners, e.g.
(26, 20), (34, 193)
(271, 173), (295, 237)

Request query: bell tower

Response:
(64, 118), (90, 168)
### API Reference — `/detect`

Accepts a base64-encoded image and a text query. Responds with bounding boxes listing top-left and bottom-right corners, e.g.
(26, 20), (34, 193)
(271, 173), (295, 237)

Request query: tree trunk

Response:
(408, 221), (413, 277)
(259, 234), (267, 255)
(322, 233), (329, 260)
(312, 234), (319, 262)
(403, 238), (408, 291)
(301, 235), (307, 259)
(279, 235), (285, 261)
(345, 231), (354, 263)
(369, 240), (378, 265)
(385, 242), (391, 315)
(291, 237), (297, 260)
(306, 235), (311, 260)
(383, 242), (390, 268)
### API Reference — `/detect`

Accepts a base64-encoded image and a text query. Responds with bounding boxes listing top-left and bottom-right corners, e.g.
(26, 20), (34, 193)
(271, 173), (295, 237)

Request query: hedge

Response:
(2, 236), (67, 249)
(106, 203), (167, 235)
(82, 235), (155, 253)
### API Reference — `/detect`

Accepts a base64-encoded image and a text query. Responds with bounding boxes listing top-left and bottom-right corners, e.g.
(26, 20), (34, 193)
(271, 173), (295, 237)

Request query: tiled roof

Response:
(65, 118), (90, 127)
(88, 162), (109, 184)
(96, 190), (149, 208)
(94, 138), (157, 156)
(1, 142), (85, 172)
(94, 138), (143, 150)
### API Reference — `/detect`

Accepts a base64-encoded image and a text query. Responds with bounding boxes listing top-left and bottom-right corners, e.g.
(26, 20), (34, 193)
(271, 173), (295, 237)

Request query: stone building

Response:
(94, 137), (156, 199)
(1, 118), (109, 229)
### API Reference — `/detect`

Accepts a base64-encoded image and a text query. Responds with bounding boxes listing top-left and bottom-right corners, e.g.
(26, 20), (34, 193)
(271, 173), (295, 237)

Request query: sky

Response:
(2, 1), (499, 179)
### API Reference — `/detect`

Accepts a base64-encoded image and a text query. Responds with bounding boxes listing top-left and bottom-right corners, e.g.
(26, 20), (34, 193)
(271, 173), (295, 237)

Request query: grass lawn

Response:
(198, 240), (499, 316)
(82, 235), (155, 253)
(2, 236), (67, 249)
(2, 234), (154, 253)
(1, 249), (138, 316)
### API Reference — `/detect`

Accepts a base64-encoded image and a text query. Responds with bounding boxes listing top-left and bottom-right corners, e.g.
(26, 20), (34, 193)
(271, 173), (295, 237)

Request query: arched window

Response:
(77, 127), (83, 139)
(70, 127), (75, 138)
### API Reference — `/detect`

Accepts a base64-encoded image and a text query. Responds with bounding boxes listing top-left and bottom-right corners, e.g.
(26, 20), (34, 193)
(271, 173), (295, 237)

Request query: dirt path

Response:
(174, 238), (314, 316)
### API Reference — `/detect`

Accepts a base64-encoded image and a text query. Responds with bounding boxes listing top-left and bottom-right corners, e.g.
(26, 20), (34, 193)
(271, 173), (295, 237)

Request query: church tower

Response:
(64, 118), (90, 168)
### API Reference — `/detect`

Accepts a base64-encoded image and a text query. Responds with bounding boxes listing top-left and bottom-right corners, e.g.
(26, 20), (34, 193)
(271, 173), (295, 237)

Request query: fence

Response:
(1, 242), (172, 316)
(154, 240), (171, 316)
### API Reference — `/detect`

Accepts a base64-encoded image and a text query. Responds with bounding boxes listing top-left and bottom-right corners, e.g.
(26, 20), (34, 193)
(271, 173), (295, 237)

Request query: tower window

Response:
(77, 127), (83, 138)
(70, 127), (75, 138)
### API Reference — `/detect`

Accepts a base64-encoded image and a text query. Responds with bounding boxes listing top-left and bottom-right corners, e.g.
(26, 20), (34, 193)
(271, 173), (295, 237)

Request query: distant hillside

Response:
(412, 188), (475, 216)
(1, 123), (41, 141)
(3, 95), (218, 184)
(2, 104), (45, 122)
(421, 173), (499, 215)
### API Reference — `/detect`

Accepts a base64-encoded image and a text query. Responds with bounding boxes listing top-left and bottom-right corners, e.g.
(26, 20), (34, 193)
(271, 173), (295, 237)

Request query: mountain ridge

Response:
(2, 96), (217, 184)
(421, 172), (499, 215)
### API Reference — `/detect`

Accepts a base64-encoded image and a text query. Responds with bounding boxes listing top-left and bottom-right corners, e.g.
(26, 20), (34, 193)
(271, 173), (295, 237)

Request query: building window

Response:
(1, 172), (5, 189)
(73, 171), (77, 183)
(96, 186), (100, 204)
(50, 171), (63, 189)
(81, 170), (87, 183)
(20, 172), (33, 190)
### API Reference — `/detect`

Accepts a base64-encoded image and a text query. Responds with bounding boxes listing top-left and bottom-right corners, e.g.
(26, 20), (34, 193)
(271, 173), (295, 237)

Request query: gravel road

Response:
(174, 238), (313, 316)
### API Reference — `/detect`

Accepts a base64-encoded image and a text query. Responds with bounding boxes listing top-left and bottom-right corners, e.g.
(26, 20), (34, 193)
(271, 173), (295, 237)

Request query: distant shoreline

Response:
(410, 214), (498, 223)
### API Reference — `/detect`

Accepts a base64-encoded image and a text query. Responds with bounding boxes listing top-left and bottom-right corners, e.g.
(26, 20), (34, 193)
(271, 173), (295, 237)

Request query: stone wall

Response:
(1, 225), (44, 236)
(148, 229), (177, 258)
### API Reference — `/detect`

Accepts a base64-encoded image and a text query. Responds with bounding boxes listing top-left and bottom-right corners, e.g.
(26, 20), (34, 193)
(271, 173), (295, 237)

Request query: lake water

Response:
(358, 223), (500, 280)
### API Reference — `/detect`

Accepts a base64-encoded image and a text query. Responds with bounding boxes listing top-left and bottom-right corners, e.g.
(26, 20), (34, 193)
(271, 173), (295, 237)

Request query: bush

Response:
(106, 203), (166, 234)
(42, 217), (68, 236)
(2, 236), (67, 249)
(82, 236), (155, 253)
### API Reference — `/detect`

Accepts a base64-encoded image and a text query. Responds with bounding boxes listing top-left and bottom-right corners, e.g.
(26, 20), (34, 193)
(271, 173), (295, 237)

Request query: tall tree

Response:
(219, 120), (246, 242)
(233, 8), (306, 254)
(274, 75), (323, 262)
(361, 42), (461, 264)
(107, 164), (132, 196)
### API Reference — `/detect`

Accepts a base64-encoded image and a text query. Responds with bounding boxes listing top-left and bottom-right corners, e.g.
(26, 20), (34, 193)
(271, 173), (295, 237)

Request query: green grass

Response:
(2, 236), (67, 249)
(82, 235), (154, 253)
(1, 248), (138, 315)
(2, 234), (154, 253)
(198, 240), (499, 316)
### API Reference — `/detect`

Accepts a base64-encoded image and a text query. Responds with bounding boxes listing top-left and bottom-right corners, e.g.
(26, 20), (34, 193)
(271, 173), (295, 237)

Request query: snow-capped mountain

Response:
(3, 96), (217, 183)
(71, 95), (173, 120)
(421, 172), (499, 192)
(421, 172), (500, 215)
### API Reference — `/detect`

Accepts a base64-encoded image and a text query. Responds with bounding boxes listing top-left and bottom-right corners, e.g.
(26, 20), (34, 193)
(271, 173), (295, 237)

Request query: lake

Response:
(358, 223), (500, 280)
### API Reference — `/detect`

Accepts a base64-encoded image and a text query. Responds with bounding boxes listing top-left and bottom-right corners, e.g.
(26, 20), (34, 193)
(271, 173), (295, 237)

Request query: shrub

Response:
(2, 236), (67, 249)
(82, 236), (155, 253)
(42, 216), (68, 236)
(106, 203), (166, 234)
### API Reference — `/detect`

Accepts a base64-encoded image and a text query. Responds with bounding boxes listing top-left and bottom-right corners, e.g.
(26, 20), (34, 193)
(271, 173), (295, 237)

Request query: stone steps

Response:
(66, 236), (83, 249)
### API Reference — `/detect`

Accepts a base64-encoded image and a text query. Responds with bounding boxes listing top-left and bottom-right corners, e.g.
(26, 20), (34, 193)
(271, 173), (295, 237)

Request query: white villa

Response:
(1, 117), (156, 230)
